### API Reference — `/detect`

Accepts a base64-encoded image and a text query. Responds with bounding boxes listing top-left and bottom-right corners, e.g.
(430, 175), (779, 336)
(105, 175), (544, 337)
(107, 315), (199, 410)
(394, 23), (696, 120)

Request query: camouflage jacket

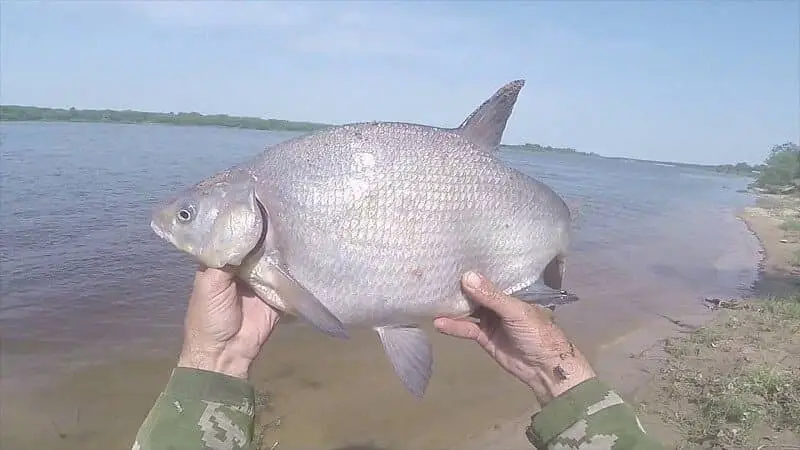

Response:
(132, 367), (664, 450)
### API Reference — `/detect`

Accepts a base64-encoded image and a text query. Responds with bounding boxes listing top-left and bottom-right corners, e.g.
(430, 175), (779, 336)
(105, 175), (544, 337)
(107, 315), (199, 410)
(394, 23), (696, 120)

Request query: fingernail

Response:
(464, 271), (482, 289)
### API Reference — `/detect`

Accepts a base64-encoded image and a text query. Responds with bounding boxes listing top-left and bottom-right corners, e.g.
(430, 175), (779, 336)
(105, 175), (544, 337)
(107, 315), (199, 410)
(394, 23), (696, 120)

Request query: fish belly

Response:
(252, 123), (569, 328)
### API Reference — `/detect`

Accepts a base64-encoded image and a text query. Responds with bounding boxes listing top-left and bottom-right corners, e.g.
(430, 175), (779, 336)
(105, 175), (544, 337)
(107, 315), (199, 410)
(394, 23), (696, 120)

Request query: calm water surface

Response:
(0, 121), (761, 385)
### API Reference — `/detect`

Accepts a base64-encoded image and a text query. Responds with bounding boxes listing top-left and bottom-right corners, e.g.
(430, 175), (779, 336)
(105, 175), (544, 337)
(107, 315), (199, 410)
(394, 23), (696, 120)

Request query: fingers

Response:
(433, 317), (482, 340)
(242, 294), (282, 327)
(461, 271), (525, 321)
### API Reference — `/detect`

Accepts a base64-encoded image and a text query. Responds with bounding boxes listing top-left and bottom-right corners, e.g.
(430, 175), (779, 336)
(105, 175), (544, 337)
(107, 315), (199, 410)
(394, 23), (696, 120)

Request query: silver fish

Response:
(150, 79), (577, 398)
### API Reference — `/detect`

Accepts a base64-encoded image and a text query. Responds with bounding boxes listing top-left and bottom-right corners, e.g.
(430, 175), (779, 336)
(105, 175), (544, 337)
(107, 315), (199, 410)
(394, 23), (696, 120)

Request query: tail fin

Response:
(542, 255), (565, 290)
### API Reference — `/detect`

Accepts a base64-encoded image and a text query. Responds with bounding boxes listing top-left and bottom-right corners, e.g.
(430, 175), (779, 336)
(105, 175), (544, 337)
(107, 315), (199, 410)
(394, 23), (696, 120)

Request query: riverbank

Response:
(454, 193), (799, 450)
(630, 194), (799, 448)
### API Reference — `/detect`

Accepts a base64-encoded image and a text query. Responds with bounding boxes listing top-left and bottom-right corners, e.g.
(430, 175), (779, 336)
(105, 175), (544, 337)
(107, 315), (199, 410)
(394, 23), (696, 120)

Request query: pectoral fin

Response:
(267, 263), (349, 339)
(375, 326), (433, 398)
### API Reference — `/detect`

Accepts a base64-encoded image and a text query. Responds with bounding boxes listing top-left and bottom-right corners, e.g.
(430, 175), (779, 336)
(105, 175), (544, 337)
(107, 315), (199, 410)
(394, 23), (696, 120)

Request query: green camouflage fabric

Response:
(132, 368), (664, 450)
(132, 367), (258, 450)
(526, 378), (664, 449)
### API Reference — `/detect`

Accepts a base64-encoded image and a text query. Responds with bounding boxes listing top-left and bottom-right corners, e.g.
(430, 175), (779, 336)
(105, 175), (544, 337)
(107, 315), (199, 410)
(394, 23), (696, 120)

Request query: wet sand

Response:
(629, 193), (800, 448)
(739, 194), (800, 296)
(1, 322), (540, 450)
(0, 207), (768, 450)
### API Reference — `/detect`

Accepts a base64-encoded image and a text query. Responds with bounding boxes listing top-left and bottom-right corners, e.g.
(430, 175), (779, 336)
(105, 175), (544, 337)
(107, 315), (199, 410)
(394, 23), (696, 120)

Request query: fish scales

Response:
(247, 122), (559, 325)
(150, 80), (577, 398)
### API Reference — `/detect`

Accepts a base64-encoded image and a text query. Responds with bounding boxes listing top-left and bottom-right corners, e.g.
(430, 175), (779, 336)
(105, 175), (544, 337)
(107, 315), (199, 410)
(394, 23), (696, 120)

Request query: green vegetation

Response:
(781, 219), (800, 233)
(503, 142), (599, 156)
(752, 142), (800, 194)
(704, 162), (759, 176)
(791, 249), (800, 268)
(0, 105), (330, 132)
(641, 295), (800, 448)
(504, 143), (757, 176)
(639, 159), (757, 176)
(0, 104), (793, 181)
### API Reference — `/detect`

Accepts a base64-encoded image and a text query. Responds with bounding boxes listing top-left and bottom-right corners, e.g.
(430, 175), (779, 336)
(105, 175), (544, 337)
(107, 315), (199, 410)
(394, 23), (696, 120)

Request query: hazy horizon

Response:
(2, 1), (798, 165)
(0, 104), (790, 167)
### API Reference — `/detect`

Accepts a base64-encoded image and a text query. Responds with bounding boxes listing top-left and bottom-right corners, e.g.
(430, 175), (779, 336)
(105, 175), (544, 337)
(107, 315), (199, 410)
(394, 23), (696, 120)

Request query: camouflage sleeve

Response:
(131, 367), (257, 450)
(525, 378), (664, 449)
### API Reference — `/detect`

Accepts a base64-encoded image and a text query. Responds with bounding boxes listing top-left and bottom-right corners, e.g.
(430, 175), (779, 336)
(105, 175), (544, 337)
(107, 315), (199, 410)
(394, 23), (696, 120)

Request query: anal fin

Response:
(515, 255), (578, 310)
(511, 283), (580, 310)
(375, 326), (433, 398)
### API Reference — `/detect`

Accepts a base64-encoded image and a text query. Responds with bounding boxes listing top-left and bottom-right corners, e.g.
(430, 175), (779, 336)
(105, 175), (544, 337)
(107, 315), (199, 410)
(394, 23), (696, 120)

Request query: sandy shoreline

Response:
(630, 194), (800, 448)
(0, 194), (788, 450)
(456, 193), (799, 450)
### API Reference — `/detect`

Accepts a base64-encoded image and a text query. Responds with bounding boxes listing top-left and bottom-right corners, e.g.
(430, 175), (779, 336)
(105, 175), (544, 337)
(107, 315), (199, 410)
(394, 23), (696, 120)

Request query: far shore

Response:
(1, 105), (756, 177)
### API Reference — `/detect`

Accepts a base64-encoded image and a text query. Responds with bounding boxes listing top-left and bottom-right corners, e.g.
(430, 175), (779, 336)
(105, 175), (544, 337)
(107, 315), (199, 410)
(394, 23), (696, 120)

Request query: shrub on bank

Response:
(753, 142), (800, 194)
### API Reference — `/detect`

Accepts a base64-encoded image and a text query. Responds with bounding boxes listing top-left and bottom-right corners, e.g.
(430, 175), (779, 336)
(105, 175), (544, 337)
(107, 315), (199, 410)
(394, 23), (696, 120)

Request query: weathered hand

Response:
(434, 271), (596, 406)
(177, 265), (281, 379)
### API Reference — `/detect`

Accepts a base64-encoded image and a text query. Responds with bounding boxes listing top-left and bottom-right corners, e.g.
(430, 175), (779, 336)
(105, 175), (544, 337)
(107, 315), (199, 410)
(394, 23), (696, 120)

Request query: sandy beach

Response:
(1, 193), (789, 450)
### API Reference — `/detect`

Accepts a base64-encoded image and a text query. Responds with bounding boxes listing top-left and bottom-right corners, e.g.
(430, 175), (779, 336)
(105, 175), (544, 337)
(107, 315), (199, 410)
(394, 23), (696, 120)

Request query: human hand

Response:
(434, 272), (596, 406)
(177, 265), (281, 379)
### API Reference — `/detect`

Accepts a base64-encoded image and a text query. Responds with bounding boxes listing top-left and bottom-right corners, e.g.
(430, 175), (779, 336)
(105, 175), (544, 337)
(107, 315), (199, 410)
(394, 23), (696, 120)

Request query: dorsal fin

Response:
(455, 79), (525, 152)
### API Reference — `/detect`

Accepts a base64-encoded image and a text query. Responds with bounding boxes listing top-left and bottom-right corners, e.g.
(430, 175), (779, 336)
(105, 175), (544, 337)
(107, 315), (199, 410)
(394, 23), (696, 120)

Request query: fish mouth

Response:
(150, 219), (198, 257)
(150, 220), (175, 246)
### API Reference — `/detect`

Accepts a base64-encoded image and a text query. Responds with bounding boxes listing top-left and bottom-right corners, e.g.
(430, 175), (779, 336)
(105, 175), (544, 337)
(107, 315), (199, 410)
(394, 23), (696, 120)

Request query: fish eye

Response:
(176, 205), (195, 223)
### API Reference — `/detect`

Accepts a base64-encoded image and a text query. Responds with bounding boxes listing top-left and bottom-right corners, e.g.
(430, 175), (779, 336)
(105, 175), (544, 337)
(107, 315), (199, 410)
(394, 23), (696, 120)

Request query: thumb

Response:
(191, 265), (237, 304)
(195, 265), (235, 289)
(461, 271), (525, 321)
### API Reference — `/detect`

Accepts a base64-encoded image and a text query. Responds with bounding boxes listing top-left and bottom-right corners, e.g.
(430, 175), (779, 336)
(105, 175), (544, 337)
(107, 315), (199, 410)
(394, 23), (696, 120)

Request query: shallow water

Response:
(0, 121), (763, 448)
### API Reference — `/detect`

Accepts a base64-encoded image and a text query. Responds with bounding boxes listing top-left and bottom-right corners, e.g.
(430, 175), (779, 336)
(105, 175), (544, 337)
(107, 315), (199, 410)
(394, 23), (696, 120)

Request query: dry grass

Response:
(253, 388), (282, 450)
(781, 219), (800, 247)
(780, 219), (800, 233)
(638, 295), (800, 449)
(790, 249), (800, 268)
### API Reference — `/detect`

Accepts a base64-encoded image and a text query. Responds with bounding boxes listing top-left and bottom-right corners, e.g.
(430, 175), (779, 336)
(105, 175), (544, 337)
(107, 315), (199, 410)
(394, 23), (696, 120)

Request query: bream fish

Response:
(150, 79), (578, 398)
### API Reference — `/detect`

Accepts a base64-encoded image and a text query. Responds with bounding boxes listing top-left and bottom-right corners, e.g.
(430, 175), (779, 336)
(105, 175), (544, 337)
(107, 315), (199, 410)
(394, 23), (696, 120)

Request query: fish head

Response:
(150, 170), (265, 269)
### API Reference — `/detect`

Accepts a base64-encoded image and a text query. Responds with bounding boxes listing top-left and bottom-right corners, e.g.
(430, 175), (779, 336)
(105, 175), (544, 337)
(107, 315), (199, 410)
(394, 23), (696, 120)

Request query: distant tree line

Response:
(505, 142), (758, 176)
(504, 142), (599, 156)
(0, 105), (331, 132)
(751, 142), (800, 194)
(2, 105), (794, 189)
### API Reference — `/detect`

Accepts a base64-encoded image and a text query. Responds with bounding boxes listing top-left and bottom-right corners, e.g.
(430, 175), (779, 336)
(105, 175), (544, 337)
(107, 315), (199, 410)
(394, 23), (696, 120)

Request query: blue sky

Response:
(1, 1), (798, 165)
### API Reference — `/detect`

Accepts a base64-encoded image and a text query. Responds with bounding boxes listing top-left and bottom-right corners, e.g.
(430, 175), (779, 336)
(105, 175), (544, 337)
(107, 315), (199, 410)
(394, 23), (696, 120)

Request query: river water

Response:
(0, 121), (762, 449)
